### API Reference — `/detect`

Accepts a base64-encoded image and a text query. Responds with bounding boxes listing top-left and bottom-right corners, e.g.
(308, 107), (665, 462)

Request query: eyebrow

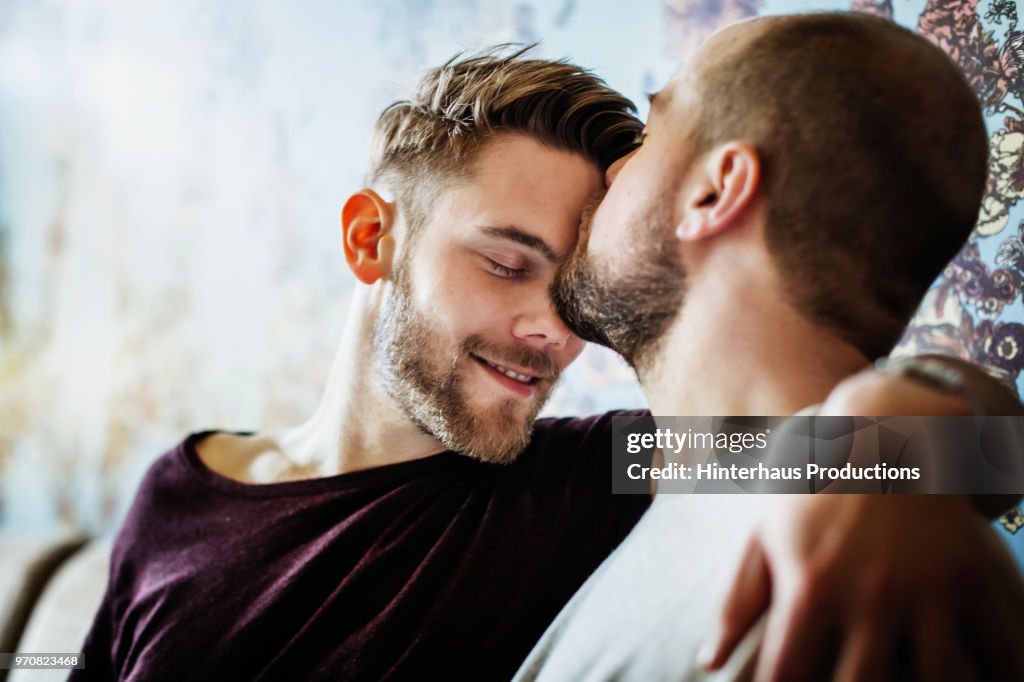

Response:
(479, 225), (560, 263)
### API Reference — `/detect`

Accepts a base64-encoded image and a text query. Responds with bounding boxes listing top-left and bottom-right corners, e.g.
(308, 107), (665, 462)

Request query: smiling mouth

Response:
(472, 354), (539, 385)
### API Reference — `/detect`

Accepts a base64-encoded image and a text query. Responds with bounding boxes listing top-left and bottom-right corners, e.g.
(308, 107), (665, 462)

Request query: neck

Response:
(273, 285), (447, 475)
(638, 251), (870, 417)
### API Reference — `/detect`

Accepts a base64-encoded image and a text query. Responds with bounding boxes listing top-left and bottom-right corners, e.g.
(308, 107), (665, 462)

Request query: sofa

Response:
(0, 533), (110, 682)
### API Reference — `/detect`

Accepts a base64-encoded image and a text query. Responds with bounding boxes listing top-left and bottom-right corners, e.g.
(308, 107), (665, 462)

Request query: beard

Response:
(552, 188), (687, 371)
(373, 264), (560, 465)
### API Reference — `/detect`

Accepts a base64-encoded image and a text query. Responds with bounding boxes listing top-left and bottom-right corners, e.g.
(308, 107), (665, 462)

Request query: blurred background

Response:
(2, 0), (1024, 553)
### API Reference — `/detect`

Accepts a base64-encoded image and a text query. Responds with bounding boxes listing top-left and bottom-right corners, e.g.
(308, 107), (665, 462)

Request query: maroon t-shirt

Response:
(74, 412), (650, 681)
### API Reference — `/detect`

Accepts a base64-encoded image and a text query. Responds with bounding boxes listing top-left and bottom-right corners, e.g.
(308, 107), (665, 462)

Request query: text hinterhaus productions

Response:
(626, 461), (923, 482)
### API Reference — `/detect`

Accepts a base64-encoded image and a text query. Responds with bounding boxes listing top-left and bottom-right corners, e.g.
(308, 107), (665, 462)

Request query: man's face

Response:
(375, 134), (599, 463)
(552, 75), (695, 370)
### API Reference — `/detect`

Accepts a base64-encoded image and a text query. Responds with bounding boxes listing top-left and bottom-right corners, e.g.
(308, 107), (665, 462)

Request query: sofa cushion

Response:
(9, 540), (110, 682)
(0, 533), (87, 681)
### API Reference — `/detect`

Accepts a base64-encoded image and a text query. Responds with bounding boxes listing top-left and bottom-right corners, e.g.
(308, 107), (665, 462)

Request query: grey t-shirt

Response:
(512, 408), (834, 682)
(512, 494), (771, 682)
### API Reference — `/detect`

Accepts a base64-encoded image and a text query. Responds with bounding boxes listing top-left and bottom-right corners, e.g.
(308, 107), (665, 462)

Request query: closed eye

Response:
(485, 257), (527, 280)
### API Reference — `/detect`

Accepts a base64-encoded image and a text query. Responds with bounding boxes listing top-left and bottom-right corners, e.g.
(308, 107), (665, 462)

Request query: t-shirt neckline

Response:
(180, 430), (470, 498)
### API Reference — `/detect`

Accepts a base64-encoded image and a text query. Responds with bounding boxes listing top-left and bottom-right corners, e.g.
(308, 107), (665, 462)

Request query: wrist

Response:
(968, 493), (1023, 519)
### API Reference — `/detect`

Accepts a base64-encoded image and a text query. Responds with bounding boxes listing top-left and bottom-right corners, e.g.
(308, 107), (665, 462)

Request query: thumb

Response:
(698, 533), (772, 670)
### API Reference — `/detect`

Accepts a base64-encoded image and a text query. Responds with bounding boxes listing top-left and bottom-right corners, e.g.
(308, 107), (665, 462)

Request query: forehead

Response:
(468, 133), (599, 186)
(433, 134), (603, 251)
(646, 76), (692, 137)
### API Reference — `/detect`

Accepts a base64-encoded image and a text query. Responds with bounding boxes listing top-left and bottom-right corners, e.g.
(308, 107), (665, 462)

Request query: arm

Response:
(69, 588), (117, 681)
(878, 354), (1024, 518)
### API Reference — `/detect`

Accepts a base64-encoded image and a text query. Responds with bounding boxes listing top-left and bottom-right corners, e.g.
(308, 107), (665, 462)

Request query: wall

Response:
(1, 0), (1023, 560)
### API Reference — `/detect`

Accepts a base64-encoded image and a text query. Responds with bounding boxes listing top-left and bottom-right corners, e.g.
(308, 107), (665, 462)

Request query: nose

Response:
(512, 297), (577, 355)
(604, 149), (637, 186)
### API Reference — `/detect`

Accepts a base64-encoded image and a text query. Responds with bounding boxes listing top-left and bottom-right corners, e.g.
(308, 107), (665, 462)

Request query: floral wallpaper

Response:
(2, 0), (1024, 570)
(896, 0), (1024, 388)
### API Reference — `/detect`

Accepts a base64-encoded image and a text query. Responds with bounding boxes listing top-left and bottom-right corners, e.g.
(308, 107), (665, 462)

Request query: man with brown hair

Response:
(516, 12), (1024, 682)
(74, 50), (650, 681)
(77, 42), (1019, 682)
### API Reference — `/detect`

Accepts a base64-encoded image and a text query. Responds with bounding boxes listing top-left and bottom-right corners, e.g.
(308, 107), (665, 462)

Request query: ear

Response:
(675, 142), (761, 242)
(341, 189), (394, 284)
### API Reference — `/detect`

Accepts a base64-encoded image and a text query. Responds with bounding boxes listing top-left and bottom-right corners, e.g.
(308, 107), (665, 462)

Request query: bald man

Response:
(516, 12), (1024, 682)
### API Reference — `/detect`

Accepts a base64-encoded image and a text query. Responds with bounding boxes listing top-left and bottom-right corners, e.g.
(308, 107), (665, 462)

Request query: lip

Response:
(471, 355), (541, 398)
(474, 353), (546, 381)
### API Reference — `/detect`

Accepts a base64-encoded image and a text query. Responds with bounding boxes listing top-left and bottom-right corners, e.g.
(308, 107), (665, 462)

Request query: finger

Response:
(752, 579), (836, 682)
(697, 533), (772, 670)
(958, 573), (1024, 682)
(833, 622), (896, 682)
(916, 605), (979, 682)
(963, 603), (1024, 681)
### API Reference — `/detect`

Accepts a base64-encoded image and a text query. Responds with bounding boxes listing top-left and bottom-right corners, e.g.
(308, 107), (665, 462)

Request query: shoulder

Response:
(112, 429), (274, 539)
(511, 409), (651, 497)
(108, 433), (214, 567)
(108, 430), (285, 568)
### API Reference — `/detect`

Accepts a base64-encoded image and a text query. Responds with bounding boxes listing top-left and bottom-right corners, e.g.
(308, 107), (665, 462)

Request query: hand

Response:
(698, 367), (1024, 681)
(699, 494), (1024, 681)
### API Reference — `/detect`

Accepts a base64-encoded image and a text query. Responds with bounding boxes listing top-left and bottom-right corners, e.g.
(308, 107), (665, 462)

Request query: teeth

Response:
(484, 359), (533, 383)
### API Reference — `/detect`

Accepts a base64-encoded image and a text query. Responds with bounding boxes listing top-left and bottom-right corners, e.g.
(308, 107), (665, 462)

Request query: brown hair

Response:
(692, 13), (988, 359)
(367, 46), (642, 232)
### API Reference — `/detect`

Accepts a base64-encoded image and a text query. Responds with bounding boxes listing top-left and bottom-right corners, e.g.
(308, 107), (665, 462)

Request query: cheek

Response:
(587, 207), (624, 267)
(408, 255), (510, 338)
(587, 180), (635, 262)
(408, 243), (469, 310)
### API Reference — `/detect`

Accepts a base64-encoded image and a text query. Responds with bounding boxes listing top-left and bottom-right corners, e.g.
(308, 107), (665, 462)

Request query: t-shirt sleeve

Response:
(70, 440), (195, 680)
(516, 410), (652, 563)
(71, 573), (117, 680)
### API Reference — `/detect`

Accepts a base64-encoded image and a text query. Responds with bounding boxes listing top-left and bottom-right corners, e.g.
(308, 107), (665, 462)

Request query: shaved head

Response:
(683, 13), (987, 358)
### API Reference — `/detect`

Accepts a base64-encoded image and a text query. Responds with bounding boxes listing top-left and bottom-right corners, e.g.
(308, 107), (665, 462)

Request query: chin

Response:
(453, 397), (535, 462)
(473, 395), (534, 427)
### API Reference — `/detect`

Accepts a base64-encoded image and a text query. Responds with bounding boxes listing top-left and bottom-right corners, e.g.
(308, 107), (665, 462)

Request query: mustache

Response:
(461, 335), (560, 380)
